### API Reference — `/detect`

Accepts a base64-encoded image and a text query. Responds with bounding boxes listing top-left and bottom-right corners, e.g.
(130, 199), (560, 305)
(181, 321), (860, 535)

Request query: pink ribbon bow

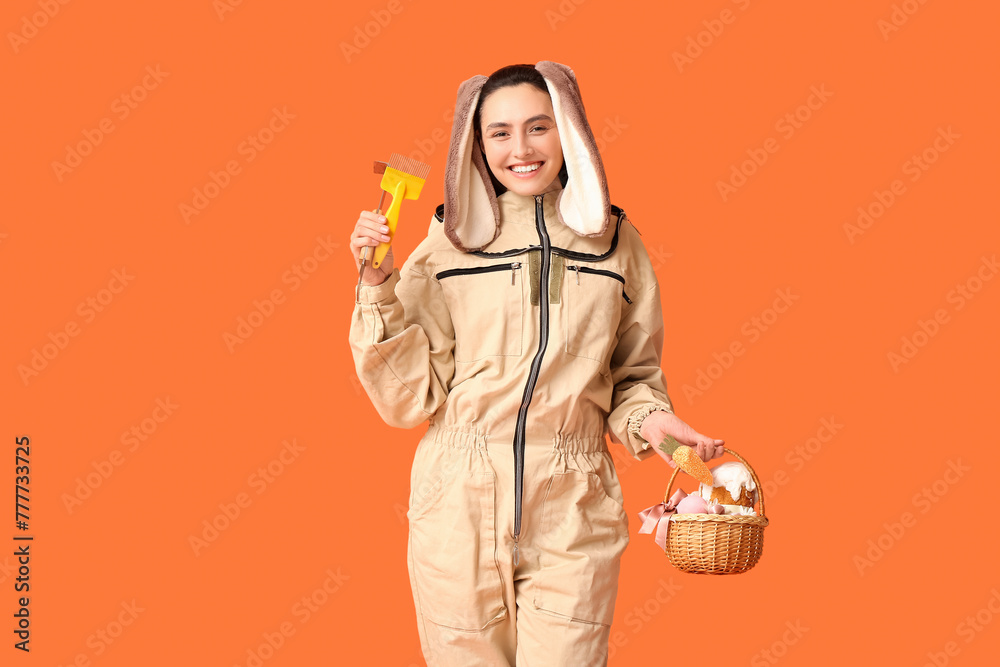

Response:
(637, 502), (674, 550)
(638, 489), (690, 550)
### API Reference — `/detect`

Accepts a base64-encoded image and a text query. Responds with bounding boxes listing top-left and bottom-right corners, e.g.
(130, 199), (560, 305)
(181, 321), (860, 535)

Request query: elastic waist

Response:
(426, 423), (487, 449)
(427, 424), (607, 453)
(550, 433), (608, 454)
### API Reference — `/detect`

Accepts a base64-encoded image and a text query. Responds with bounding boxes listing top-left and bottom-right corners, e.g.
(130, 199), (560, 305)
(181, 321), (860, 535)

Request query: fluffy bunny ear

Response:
(535, 60), (611, 237)
(443, 74), (501, 252)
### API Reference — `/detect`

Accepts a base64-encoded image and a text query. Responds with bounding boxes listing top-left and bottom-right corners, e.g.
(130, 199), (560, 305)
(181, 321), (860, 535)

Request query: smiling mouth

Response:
(509, 162), (542, 173)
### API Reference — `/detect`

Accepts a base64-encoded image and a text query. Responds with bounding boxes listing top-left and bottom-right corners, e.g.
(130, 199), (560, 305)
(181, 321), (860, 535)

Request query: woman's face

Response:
(477, 83), (564, 197)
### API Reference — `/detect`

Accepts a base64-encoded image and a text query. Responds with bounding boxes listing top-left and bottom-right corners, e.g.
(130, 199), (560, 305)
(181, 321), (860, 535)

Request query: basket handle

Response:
(663, 447), (766, 519)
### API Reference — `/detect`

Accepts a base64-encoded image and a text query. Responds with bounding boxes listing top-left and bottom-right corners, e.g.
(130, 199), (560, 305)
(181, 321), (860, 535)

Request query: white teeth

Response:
(510, 163), (541, 173)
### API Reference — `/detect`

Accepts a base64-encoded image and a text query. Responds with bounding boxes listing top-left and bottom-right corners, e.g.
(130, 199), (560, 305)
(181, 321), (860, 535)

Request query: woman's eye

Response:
(491, 131), (508, 138)
(530, 125), (549, 132)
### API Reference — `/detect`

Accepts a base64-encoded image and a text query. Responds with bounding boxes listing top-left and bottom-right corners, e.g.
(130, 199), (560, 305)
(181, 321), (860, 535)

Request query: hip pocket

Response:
(532, 469), (628, 626)
(408, 470), (507, 631)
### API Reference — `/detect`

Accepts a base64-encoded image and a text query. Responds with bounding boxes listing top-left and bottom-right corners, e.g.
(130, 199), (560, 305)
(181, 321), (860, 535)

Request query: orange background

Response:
(3, 0), (999, 664)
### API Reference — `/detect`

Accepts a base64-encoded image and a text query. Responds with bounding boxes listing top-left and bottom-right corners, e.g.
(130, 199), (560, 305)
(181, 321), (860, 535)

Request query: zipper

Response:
(436, 262), (521, 282)
(566, 265), (632, 304)
(512, 193), (551, 566)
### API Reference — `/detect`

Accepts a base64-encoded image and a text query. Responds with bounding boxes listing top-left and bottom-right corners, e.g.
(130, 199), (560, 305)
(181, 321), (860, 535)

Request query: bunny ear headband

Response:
(442, 60), (611, 252)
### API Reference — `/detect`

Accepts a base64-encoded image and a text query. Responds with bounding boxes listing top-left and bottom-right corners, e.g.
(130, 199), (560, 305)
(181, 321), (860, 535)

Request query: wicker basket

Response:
(663, 448), (769, 575)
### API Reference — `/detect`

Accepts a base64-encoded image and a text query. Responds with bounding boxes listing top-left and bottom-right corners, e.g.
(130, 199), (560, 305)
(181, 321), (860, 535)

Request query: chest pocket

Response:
(562, 264), (632, 364)
(437, 262), (525, 363)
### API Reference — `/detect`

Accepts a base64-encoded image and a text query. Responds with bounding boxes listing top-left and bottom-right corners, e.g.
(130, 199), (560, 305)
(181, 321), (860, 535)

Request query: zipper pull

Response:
(511, 262), (521, 285)
(512, 538), (520, 567)
(569, 265), (580, 285)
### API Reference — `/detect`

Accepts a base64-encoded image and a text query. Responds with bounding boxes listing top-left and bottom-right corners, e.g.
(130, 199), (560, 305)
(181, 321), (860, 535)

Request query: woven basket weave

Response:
(664, 448), (769, 575)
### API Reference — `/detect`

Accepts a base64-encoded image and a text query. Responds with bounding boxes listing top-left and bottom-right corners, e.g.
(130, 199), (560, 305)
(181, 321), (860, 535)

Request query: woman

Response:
(350, 61), (724, 666)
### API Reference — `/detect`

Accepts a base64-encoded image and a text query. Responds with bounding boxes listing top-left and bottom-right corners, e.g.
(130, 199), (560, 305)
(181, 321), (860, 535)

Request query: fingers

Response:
(350, 234), (388, 256)
(694, 437), (726, 462)
(358, 210), (387, 227)
(351, 224), (389, 241)
(700, 438), (724, 460)
(714, 439), (726, 458)
(656, 412), (726, 462)
(351, 211), (392, 261)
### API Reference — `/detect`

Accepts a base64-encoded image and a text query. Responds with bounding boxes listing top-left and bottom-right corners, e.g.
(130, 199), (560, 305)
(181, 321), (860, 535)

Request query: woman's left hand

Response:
(639, 411), (725, 466)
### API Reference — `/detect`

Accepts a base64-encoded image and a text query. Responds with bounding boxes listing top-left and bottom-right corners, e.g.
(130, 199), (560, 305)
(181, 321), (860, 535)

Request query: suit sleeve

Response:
(349, 255), (456, 429)
(606, 241), (675, 461)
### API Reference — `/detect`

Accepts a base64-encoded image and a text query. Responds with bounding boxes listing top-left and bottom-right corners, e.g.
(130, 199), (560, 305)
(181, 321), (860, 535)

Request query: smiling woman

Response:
(349, 61), (725, 667)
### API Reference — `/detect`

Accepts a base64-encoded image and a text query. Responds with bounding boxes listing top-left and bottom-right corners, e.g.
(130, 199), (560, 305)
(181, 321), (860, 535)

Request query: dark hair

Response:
(472, 64), (549, 134)
(472, 64), (568, 195)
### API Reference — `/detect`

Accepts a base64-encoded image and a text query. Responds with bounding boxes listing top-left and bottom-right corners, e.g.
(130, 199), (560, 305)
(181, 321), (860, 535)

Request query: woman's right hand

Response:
(351, 210), (394, 287)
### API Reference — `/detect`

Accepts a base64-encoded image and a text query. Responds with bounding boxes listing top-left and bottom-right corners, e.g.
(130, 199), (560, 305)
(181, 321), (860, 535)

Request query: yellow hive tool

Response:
(371, 153), (431, 269)
(356, 154), (430, 302)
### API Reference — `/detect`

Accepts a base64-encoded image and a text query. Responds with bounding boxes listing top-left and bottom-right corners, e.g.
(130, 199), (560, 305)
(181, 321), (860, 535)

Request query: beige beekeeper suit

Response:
(350, 61), (674, 666)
